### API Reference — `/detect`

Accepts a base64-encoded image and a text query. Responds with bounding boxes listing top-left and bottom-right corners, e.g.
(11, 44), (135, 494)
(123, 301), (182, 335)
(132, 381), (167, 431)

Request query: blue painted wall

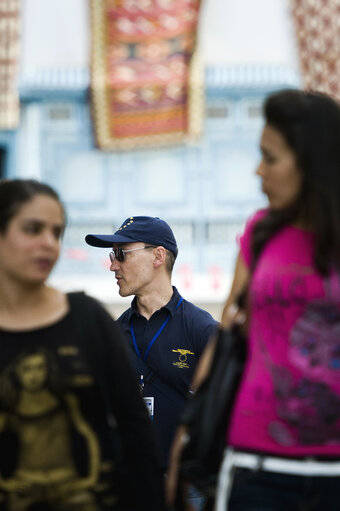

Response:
(3, 64), (300, 303)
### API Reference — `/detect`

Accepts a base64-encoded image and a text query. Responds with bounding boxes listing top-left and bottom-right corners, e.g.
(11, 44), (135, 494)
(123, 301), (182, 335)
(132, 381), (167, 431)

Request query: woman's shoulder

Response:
(237, 209), (269, 268)
(244, 208), (269, 231)
(67, 291), (122, 332)
(67, 291), (109, 318)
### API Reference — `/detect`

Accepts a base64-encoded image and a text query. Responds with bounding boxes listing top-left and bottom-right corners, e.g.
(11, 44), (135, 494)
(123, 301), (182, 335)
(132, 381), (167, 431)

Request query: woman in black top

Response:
(0, 178), (164, 511)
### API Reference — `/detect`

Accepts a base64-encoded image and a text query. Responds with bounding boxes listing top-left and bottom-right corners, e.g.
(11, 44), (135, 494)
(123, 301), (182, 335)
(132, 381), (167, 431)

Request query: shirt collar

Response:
(128, 286), (182, 320)
(163, 286), (181, 317)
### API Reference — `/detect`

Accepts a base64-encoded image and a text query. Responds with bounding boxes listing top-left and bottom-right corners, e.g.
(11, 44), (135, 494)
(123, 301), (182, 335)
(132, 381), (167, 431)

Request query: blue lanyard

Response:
(130, 297), (183, 361)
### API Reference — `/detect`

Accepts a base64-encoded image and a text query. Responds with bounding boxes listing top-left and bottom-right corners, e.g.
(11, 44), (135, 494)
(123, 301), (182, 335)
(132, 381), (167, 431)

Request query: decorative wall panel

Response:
(290, 0), (340, 99)
(90, 0), (203, 150)
(0, 0), (20, 129)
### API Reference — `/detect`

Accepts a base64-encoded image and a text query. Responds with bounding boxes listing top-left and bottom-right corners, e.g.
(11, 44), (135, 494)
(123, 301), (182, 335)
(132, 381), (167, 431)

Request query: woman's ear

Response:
(153, 246), (166, 268)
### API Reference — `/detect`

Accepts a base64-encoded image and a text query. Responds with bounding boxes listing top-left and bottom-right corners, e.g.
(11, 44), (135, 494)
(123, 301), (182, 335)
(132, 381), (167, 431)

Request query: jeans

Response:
(227, 468), (340, 511)
(187, 484), (206, 511)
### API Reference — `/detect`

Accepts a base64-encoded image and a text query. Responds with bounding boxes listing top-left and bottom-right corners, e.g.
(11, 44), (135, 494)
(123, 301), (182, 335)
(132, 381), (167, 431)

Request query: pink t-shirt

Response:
(228, 209), (340, 457)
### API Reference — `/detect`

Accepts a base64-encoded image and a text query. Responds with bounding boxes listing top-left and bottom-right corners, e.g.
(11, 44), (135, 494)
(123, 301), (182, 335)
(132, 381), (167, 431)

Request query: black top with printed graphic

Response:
(118, 286), (218, 468)
(0, 292), (164, 511)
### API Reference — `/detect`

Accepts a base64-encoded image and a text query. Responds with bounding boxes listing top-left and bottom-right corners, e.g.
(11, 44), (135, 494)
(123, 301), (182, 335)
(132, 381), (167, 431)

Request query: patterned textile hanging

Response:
(289, 0), (340, 100)
(0, 0), (20, 130)
(90, 0), (203, 150)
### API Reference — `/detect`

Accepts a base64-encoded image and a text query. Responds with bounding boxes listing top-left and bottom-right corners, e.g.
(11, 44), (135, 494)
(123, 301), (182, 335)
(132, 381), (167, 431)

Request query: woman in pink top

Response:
(217, 89), (340, 511)
(167, 89), (340, 511)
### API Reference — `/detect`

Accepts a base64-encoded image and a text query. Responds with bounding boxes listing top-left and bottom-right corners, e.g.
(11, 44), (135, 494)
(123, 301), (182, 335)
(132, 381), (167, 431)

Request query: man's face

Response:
(109, 242), (156, 297)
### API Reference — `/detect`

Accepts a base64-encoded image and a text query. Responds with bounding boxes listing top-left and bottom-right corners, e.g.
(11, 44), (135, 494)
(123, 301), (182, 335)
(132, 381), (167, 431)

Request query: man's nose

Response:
(109, 258), (120, 272)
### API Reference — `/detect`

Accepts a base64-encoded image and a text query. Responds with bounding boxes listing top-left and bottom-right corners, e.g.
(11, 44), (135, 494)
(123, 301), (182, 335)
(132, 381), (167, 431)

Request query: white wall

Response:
(20, 0), (90, 74)
(20, 0), (299, 73)
(199, 0), (300, 68)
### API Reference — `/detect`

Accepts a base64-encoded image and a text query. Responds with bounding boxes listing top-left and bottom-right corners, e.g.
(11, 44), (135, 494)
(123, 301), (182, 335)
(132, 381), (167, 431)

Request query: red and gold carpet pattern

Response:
(290, 0), (340, 100)
(90, 0), (203, 150)
(0, 0), (20, 129)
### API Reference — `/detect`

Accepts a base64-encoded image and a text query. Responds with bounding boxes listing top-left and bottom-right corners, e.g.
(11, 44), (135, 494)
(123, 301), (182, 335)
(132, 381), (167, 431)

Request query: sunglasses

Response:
(109, 245), (154, 263)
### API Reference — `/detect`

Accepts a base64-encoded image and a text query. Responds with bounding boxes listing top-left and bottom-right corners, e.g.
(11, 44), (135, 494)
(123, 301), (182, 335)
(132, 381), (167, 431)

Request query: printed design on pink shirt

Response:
(268, 300), (340, 446)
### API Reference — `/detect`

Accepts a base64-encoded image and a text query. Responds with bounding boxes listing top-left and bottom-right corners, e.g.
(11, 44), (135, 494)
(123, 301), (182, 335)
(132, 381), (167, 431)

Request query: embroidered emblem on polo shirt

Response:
(172, 349), (194, 369)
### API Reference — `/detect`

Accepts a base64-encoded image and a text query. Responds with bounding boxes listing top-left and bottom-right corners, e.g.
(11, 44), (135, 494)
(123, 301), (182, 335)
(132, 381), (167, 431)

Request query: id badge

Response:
(143, 397), (154, 420)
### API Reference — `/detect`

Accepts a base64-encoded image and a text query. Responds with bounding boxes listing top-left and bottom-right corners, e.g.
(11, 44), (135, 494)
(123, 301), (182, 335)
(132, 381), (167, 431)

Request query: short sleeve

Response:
(237, 209), (268, 268)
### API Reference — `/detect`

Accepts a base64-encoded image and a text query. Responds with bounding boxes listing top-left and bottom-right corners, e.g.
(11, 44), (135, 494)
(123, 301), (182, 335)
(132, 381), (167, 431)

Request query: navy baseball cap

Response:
(85, 216), (178, 258)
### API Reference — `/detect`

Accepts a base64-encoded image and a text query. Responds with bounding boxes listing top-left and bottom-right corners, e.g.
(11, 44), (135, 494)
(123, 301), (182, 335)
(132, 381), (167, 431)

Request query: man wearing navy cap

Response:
(85, 217), (217, 487)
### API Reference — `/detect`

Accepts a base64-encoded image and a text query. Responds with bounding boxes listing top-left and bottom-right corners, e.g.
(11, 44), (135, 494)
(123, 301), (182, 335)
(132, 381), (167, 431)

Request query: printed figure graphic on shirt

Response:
(267, 298), (340, 447)
(0, 347), (100, 511)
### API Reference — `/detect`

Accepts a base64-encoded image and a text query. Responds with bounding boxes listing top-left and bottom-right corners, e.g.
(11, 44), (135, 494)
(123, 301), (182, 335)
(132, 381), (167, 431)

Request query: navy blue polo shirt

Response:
(117, 286), (218, 468)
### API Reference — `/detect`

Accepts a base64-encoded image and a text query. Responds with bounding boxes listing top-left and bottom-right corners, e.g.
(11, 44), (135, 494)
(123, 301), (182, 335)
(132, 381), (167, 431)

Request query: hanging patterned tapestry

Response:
(90, 0), (203, 150)
(0, 0), (20, 129)
(290, 0), (340, 101)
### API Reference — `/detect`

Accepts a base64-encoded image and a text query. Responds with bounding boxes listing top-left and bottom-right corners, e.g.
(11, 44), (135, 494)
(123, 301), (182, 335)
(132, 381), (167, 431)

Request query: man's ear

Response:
(153, 246), (166, 268)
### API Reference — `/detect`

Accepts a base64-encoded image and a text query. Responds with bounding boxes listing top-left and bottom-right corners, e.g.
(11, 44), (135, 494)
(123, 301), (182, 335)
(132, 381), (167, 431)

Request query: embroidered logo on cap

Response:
(118, 217), (134, 230)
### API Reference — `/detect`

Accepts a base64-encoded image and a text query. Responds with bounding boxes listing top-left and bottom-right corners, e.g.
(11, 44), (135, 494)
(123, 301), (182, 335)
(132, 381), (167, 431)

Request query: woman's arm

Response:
(192, 252), (250, 391)
(165, 252), (250, 508)
(220, 252), (250, 329)
(93, 305), (165, 511)
(63, 393), (100, 489)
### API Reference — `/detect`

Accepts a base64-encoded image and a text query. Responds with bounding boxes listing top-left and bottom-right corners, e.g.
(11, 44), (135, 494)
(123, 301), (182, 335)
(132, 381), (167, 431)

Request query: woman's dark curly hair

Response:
(252, 89), (340, 274)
